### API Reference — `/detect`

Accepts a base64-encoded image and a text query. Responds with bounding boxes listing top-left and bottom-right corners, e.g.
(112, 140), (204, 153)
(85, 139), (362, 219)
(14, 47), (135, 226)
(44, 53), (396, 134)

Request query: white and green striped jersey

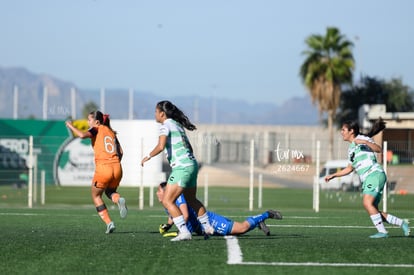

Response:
(159, 118), (196, 168)
(348, 134), (384, 182)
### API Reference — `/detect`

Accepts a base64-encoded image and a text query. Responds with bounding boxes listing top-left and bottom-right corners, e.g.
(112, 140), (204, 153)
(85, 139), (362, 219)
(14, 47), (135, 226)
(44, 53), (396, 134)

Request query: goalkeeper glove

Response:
(162, 232), (178, 237)
(159, 223), (172, 234)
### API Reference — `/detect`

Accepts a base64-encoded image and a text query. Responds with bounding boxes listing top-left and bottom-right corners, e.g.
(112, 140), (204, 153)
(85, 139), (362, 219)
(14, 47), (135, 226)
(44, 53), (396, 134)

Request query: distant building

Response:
(359, 104), (414, 164)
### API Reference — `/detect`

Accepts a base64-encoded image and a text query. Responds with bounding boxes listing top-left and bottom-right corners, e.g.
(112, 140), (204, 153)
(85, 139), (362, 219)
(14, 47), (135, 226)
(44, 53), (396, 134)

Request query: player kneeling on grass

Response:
(157, 181), (282, 237)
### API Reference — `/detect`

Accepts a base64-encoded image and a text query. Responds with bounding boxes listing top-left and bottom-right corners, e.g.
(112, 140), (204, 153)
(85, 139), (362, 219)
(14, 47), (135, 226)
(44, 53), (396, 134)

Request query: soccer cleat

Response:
(369, 232), (388, 239)
(401, 220), (410, 237)
(118, 197), (128, 219)
(105, 221), (115, 234)
(170, 231), (192, 242)
(258, 221), (270, 236)
(267, 210), (283, 220)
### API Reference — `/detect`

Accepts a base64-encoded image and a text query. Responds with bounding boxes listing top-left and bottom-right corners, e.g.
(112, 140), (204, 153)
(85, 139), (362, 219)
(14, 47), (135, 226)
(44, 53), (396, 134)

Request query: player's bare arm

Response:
(141, 135), (167, 166)
(325, 164), (353, 182)
(65, 121), (92, 139)
(354, 138), (382, 153)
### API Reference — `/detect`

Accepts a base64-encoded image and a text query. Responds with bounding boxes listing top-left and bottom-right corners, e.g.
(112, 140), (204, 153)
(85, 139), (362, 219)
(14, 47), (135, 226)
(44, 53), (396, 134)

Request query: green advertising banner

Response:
(1, 119), (164, 187)
(0, 119), (69, 186)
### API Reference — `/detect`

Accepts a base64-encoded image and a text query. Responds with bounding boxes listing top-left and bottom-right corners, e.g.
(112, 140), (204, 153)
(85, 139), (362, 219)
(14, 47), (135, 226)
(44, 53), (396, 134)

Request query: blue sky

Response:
(1, 0), (413, 105)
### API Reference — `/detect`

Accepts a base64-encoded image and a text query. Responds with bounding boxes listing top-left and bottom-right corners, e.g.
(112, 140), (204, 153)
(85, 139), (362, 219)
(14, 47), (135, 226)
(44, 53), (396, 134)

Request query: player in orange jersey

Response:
(65, 110), (127, 234)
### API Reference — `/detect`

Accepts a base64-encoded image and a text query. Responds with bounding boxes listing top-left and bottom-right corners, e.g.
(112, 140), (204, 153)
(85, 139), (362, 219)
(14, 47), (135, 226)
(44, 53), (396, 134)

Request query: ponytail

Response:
(156, 100), (196, 131)
(102, 114), (110, 125)
(90, 110), (115, 133)
(365, 117), (386, 138)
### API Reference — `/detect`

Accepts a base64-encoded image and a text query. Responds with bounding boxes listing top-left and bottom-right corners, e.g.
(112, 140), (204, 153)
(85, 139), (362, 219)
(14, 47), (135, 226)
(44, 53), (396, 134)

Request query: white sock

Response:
(172, 215), (190, 234)
(198, 212), (212, 229)
(370, 213), (387, 233)
(385, 214), (403, 227)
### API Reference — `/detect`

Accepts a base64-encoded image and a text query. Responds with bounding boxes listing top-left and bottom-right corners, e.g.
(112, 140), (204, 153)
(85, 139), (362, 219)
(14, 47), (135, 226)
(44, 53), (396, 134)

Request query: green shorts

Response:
(167, 165), (198, 188)
(362, 171), (387, 205)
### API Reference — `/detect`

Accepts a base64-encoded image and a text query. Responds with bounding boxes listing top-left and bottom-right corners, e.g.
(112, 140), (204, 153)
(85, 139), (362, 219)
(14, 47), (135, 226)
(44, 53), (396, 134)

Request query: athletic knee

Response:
(362, 201), (372, 211)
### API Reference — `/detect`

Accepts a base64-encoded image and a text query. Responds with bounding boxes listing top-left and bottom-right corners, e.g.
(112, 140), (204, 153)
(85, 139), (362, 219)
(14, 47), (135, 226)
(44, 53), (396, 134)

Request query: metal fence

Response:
(0, 135), (66, 187)
(188, 126), (414, 166)
(1, 132), (413, 187)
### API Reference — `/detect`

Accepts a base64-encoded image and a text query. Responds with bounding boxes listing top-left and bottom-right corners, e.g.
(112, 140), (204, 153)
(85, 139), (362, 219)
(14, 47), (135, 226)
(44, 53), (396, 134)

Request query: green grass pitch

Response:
(1, 186), (413, 274)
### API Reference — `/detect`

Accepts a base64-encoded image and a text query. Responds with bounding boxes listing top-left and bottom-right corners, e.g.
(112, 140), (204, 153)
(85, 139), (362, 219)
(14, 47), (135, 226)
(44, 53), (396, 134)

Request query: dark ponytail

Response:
(90, 110), (116, 133)
(365, 117), (386, 138)
(343, 117), (385, 138)
(156, 100), (196, 131)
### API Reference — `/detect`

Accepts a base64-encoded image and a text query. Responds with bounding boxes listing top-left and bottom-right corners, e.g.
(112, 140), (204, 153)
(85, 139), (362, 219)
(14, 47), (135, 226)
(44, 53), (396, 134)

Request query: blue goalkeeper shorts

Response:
(207, 211), (234, 235)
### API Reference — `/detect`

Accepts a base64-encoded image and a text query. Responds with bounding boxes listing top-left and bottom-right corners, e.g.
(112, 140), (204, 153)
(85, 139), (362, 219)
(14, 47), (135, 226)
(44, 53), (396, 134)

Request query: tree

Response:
(338, 76), (414, 124)
(384, 78), (414, 112)
(300, 27), (354, 160)
(82, 101), (99, 119)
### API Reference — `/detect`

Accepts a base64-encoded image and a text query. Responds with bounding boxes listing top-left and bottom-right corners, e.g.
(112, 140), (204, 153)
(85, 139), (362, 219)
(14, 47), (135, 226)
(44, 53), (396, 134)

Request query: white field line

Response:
(225, 235), (414, 268)
(0, 212), (47, 216)
(271, 224), (375, 229)
(225, 236), (243, 264)
(269, 224), (413, 229)
(0, 212), (94, 217)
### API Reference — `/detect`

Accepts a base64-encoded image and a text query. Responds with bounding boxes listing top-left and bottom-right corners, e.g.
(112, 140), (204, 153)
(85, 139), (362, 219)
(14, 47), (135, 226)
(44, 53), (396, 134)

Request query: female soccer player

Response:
(156, 182), (283, 237)
(65, 111), (127, 234)
(325, 118), (410, 238)
(141, 100), (214, 241)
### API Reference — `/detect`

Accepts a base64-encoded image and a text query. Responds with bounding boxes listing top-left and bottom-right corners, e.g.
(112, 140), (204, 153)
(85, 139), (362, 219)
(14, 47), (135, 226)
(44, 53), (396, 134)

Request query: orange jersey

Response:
(89, 125), (120, 164)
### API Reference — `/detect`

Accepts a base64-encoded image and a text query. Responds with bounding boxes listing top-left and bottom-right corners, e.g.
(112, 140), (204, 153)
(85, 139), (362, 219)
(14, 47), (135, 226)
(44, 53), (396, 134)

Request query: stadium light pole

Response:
(382, 141), (388, 213)
(28, 136), (33, 208)
(313, 140), (320, 212)
(139, 138), (144, 210)
(41, 170), (46, 205)
(43, 86), (48, 120)
(249, 139), (254, 211)
(258, 174), (263, 209)
(100, 88), (105, 113)
(13, 85), (18, 119)
(71, 88), (76, 119)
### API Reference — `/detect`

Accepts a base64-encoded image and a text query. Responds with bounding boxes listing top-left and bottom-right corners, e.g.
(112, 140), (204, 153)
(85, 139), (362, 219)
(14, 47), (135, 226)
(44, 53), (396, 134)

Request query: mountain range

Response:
(0, 66), (319, 125)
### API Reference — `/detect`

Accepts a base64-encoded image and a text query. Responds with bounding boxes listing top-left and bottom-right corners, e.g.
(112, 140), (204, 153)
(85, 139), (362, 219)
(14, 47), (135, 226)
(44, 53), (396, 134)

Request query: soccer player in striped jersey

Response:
(65, 111), (127, 234)
(141, 100), (214, 241)
(325, 118), (410, 238)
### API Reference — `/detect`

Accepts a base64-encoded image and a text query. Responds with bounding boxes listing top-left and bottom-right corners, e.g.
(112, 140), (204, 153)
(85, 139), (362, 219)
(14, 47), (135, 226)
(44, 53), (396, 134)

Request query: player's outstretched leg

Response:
(258, 221), (270, 236)
(245, 209), (283, 236)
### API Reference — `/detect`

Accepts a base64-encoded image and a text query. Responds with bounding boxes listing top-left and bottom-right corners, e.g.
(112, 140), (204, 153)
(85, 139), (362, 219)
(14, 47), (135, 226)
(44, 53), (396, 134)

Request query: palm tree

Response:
(300, 27), (354, 160)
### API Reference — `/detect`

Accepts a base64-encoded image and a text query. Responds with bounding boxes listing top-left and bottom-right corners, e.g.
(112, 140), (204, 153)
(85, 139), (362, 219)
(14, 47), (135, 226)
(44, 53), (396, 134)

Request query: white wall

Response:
(58, 120), (165, 187)
(112, 120), (165, 187)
